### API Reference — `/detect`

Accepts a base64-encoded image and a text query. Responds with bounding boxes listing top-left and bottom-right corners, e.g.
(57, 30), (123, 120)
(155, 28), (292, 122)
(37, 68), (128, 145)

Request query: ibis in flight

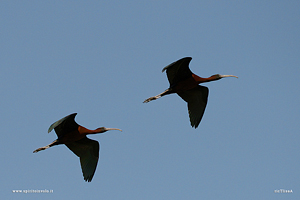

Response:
(33, 113), (122, 182)
(143, 57), (238, 128)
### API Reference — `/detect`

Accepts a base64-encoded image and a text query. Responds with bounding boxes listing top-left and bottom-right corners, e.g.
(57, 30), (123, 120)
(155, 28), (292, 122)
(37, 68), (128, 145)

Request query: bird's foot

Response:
(33, 146), (48, 153)
(143, 96), (159, 103)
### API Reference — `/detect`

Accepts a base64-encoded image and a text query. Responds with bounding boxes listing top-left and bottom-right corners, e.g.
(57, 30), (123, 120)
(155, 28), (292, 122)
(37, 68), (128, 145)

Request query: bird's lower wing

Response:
(66, 137), (99, 182)
(177, 86), (209, 128)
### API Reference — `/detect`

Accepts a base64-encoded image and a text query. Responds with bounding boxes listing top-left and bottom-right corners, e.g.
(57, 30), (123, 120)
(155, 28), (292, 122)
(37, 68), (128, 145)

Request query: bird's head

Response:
(95, 127), (122, 134)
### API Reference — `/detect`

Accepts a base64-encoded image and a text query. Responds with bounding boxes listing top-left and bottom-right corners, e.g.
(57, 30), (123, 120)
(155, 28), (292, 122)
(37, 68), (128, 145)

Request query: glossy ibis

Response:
(143, 57), (238, 128)
(33, 113), (122, 182)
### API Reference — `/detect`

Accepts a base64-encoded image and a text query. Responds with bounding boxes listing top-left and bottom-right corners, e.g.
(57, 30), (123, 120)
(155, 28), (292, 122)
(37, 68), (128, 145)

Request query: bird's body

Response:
(54, 126), (86, 143)
(33, 113), (122, 182)
(143, 57), (238, 128)
(172, 75), (200, 92)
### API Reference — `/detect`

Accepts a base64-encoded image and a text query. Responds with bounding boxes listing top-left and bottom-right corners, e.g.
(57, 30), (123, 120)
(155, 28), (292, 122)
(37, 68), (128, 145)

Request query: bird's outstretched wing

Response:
(162, 57), (193, 85)
(48, 113), (79, 137)
(66, 137), (99, 182)
(177, 85), (209, 128)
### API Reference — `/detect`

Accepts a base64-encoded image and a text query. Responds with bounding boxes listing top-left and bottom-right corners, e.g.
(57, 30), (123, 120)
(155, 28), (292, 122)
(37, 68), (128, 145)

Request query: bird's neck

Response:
(192, 74), (220, 83)
(78, 126), (99, 135)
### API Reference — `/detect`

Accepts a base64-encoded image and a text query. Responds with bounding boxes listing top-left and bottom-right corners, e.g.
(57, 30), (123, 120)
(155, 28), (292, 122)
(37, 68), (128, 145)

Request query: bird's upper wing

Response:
(162, 57), (193, 85)
(66, 137), (99, 182)
(48, 113), (79, 137)
(177, 85), (209, 128)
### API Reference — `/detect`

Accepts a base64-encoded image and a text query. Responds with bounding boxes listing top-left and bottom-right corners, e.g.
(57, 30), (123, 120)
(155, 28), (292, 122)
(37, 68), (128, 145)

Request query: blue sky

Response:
(1, 1), (299, 199)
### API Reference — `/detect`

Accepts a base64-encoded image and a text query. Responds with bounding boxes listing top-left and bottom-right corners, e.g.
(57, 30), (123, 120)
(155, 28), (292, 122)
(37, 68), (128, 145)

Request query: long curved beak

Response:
(220, 75), (238, 78)
(104, 128), (122, 132)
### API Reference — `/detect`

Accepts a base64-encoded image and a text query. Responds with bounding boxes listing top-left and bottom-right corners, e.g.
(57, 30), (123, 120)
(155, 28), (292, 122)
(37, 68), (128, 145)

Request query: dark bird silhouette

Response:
(33, 113), (122, 182)
(143, 57), (238, 128)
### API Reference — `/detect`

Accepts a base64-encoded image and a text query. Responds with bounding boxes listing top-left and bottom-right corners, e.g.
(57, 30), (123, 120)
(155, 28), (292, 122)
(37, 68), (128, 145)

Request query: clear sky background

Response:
(1, 1), (299, 199)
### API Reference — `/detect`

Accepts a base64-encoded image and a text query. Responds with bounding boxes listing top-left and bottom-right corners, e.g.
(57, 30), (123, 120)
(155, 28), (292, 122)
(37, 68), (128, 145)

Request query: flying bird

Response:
(33, 113), (122, 182)
(143, 57), (238, 128)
